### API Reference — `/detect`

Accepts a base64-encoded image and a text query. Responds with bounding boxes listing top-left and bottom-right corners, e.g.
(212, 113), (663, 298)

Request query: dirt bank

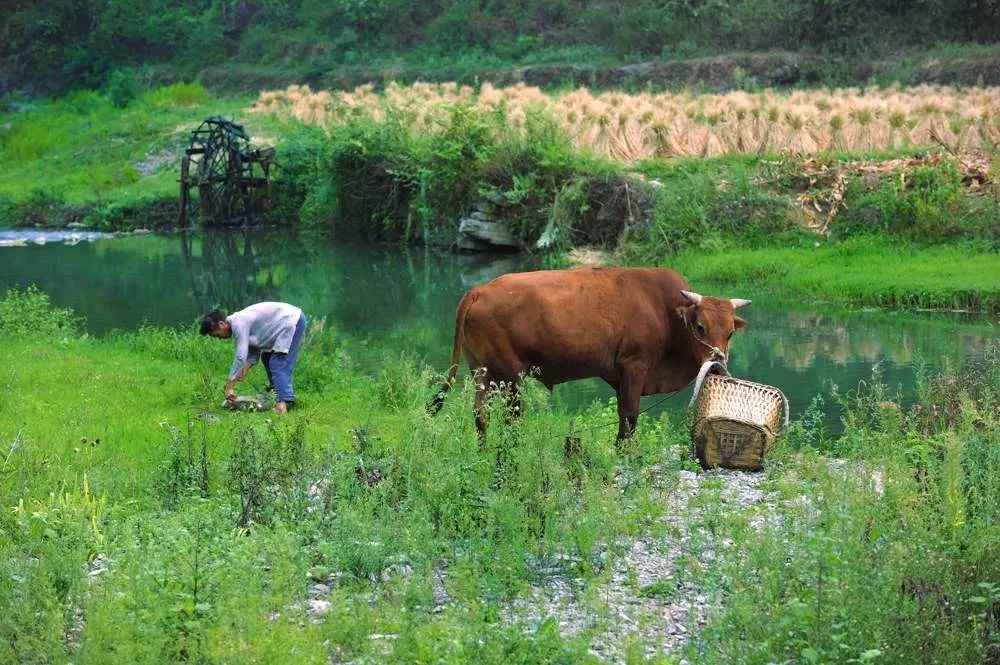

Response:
(192, 53), (1000, 95)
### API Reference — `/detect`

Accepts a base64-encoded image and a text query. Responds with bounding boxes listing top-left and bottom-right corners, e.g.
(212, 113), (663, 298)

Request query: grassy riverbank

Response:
(2, 82), (999, 313)
(0, 83), (287, 230)
(1, 288), (997, 662)
(666, 238), (1000, 312)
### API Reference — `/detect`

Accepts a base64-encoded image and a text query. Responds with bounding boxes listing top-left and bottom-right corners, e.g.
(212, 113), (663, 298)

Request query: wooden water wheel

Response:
(178, 117), (275, 227)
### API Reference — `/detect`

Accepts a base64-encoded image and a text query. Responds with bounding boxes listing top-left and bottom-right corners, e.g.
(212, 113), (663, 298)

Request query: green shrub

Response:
(315, 105), (612, 246)
(140, 82), (210, 109)
(325, 114), (413, 239)
(1, 481), (103, 663)
(266, 123), (333, 225)
(835, 162), (1000, 248)
(476, 108), (586, 245)
(63, 89), (107, 115)
(641, 159), (803, 254)
(228, 421), (308, 528)
(107, 68), (140, 108)
(0, 286), (79, 338)
(84, 194), (178, 231)
(155, 422), (211, 507)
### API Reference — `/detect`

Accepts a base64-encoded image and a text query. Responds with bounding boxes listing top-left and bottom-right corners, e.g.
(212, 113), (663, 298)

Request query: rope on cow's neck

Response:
(688, 319), (727, 364)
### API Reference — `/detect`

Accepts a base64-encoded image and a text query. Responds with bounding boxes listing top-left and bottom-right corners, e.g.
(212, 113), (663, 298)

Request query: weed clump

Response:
(228, 421), (308, 528)
(155, 421), (210, 506)
(835, 161), (1000, 248)
(694, 344), (1000, 664)
(0, 286), (79, 337)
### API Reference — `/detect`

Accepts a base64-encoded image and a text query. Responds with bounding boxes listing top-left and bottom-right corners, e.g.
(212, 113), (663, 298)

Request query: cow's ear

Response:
(734, 315), (747, 330)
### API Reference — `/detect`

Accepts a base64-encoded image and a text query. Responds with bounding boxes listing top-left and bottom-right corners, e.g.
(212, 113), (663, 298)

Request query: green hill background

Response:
(4, 0), (999, 94)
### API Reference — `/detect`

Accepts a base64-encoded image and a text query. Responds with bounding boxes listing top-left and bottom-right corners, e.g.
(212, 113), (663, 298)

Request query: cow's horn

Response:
(731, 298), (752, 309)
(680, 290), (702, 305)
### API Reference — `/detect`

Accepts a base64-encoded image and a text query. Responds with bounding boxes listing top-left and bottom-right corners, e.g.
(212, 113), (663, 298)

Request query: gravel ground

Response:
(501, 468), (773, 663)
(304, 467), (776, 662)
(63, 553), (108, 654)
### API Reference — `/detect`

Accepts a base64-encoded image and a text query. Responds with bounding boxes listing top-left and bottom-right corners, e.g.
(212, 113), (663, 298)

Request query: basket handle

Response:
(776, 386), (790, 431)
(687, 360), (730, 407)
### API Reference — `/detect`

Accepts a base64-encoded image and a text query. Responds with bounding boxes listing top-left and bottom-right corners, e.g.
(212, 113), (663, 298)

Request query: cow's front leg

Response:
(616, 365), (647, 446)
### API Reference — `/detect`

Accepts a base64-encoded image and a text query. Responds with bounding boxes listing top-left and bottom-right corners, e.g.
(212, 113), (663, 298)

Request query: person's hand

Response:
(225, 386), (236, 404)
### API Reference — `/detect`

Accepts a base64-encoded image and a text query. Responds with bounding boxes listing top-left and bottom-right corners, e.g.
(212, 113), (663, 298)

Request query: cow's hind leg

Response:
(616, 365), (648, 447)
(472, 367), (490, 445)
(467, 339), (525, 447)
(477, 377), (524, 444)
(472, 375), (524, 449)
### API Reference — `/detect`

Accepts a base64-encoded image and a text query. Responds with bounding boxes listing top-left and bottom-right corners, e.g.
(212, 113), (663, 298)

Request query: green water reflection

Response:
(1, 228), (995, 429)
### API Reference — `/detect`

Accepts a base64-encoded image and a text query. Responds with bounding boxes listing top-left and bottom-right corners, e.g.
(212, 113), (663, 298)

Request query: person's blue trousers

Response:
(264, 313), (306, 403)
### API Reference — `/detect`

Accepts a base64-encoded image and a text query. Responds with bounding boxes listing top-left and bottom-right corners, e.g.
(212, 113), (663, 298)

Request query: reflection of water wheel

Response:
(179, 117), (274, 227)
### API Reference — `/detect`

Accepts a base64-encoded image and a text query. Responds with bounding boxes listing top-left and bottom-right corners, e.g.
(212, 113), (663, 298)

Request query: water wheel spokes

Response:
(179, 116), (272, 227)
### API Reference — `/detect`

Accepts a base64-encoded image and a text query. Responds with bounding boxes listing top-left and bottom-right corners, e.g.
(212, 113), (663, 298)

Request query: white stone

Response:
(307, 599), (331, 616)
(458, 215), (519, 247)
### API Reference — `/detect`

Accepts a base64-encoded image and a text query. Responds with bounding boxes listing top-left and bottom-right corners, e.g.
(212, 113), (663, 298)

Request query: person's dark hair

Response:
(199, 309), (227, 335)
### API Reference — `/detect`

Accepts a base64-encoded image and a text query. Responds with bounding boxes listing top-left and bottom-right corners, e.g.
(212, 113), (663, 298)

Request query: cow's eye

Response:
(728, 330), (734, 339)
(696, 323), (706, 336)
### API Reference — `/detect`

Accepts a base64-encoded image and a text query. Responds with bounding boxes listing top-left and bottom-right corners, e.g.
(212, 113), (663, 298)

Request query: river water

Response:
(1, 228), (995, 431)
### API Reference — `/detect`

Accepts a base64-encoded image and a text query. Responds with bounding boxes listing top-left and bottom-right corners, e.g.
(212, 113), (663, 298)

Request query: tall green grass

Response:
(1, 285), (997, 662)
(690, 344), (1000, 664)
(0, 287), (677, 661)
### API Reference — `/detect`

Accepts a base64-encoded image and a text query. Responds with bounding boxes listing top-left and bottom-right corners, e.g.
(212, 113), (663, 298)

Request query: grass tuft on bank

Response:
(666, 237), (1000, 312)
(0, 83), (290, 230)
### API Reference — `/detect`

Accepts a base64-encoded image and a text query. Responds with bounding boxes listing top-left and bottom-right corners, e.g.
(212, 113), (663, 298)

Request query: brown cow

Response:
(429, 267), (750, 442)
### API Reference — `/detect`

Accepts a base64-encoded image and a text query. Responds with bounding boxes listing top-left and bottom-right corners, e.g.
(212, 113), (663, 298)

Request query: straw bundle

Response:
(246, 81), (1000, 160)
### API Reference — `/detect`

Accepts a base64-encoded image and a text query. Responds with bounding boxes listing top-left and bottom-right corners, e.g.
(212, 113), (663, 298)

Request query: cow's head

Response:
(676, 290), (750, 365)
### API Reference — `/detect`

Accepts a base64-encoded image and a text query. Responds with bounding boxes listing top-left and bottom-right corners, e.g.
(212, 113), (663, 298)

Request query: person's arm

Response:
(225, 322), (256, 401)
(225, 363), (254, 402)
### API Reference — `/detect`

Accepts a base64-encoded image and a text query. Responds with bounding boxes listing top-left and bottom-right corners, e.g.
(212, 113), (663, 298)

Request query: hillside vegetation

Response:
(3, 0), (999, 93)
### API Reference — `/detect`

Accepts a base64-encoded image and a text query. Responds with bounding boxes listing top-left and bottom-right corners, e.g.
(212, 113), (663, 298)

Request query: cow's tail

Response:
(427, 291), (476, 415)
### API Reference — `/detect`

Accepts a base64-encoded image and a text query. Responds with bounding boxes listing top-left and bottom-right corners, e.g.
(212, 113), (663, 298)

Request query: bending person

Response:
(200, 302), (307, 414)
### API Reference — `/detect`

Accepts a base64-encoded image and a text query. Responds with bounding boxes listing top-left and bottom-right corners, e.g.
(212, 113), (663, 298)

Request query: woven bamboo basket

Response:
(691, 370), (788, 471)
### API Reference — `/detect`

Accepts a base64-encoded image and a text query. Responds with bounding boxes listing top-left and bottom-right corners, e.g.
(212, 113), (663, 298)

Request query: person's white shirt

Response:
(226, 302), (303, 380)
